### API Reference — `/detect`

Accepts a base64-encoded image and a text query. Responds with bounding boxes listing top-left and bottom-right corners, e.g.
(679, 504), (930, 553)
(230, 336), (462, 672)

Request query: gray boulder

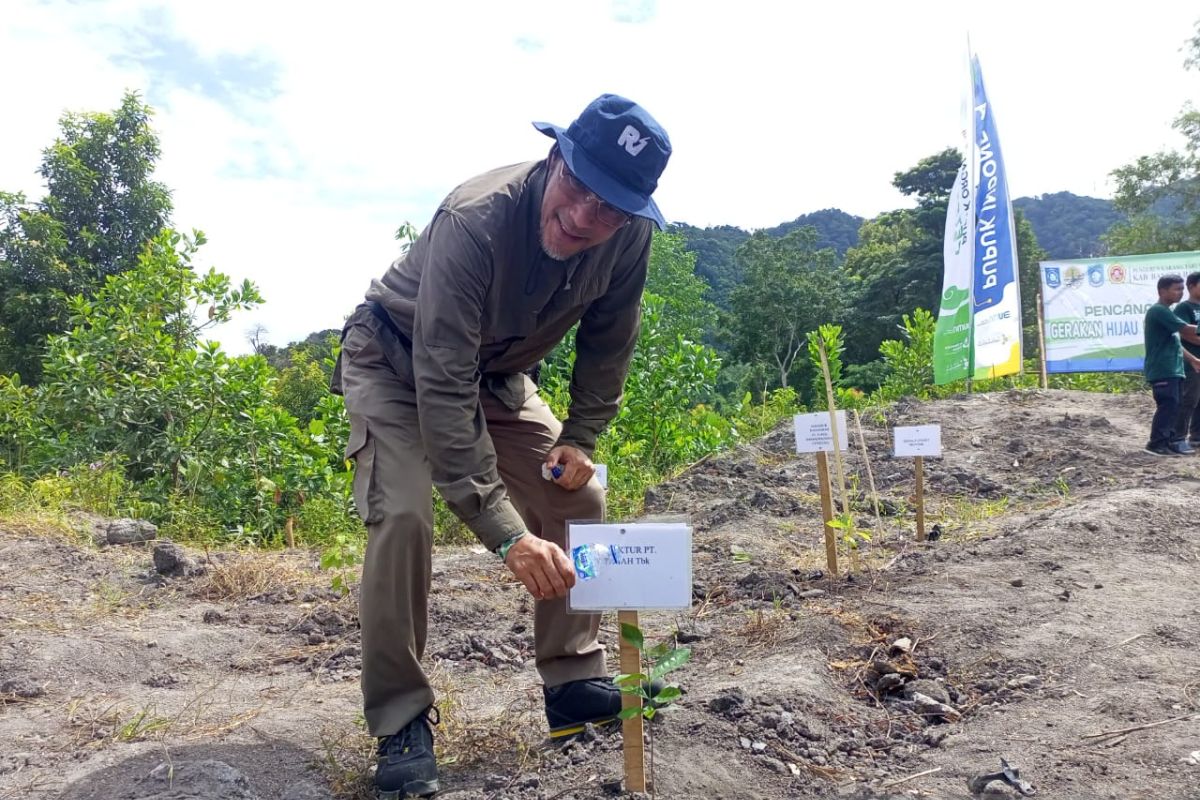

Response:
(105, 518), (158, 546)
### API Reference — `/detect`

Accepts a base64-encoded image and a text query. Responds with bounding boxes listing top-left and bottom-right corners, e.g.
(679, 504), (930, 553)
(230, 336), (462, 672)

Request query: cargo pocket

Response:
(346, 416), (382, 524)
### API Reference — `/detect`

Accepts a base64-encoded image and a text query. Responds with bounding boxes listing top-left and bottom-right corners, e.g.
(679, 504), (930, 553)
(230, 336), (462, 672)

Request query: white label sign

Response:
(566, 522), (692, 611)
(793, 411), (849, 453)
(594, 464), (608, 489)
(893, 425), (942, 457)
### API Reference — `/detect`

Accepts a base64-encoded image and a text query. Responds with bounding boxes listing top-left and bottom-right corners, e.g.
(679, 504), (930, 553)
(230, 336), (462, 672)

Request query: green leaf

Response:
(652, 685), (682, 703)
(620, 622), (644, 652)
(617, 707), (641, 720)
(643, 706), (657, 720)
(650, 647), (692, 680)
(615, 672), (649, 688)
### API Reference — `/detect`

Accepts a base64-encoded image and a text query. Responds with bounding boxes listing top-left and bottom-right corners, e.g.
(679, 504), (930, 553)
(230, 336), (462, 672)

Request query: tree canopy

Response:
(0, 92), (171, 382)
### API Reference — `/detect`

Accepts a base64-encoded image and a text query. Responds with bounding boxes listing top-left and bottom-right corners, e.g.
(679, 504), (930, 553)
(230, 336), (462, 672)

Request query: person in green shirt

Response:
(1172, 271), (1200, 444)
(1144, 274), (1200, 455)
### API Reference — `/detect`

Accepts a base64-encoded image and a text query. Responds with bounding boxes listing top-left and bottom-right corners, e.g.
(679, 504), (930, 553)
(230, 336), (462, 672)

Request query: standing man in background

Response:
(332, 94), (671, 798)
(1172, 271), (1200, 445)
(1143, 274), (1200, 456)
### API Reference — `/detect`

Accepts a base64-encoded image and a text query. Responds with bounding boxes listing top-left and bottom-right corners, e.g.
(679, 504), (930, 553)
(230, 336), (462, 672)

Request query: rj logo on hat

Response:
(533, 94), (671, 230)
(617, 125), (649, 156)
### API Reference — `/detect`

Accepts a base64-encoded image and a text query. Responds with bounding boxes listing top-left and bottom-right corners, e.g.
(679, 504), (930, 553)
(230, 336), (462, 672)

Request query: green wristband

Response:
(495, 532), (527, 561)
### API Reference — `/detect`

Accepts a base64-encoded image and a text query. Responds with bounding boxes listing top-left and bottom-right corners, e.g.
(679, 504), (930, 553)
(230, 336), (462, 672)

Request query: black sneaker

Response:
(375, 707), (439, 798)
(1145, 444), (1180, 457)
(544, 677), (665, 740)
(1170, 440), (1196, 455)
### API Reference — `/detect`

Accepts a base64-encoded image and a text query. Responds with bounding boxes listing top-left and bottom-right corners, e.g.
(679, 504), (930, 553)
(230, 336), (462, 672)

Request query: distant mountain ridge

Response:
(673, 192), (1124, 305)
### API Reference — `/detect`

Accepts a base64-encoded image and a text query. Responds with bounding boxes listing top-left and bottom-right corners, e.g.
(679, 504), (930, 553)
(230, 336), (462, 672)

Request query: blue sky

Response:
(2, 0), (1197, 351)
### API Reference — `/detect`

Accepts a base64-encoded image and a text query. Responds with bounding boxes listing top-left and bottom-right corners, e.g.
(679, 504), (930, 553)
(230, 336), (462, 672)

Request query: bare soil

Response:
(3, 389), (1200, 800)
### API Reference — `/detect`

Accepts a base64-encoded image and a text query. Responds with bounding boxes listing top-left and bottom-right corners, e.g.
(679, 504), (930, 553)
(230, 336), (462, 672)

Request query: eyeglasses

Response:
(554, 159), (630, 228)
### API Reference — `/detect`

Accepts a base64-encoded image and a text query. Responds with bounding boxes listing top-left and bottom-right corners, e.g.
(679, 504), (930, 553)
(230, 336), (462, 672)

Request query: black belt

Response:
(365, 300), (411, 347)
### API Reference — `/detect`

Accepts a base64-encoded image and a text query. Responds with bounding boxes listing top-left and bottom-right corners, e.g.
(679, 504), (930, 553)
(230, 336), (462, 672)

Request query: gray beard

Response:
(540, 228), (571, 262)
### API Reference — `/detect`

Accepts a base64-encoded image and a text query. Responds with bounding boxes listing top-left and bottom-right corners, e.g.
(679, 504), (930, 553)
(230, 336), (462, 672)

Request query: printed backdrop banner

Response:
(1040, 251), (1200, 372)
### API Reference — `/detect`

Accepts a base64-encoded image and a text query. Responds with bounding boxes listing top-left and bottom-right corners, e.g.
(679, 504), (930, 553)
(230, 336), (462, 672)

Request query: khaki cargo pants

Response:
(337, 308), (607, 738)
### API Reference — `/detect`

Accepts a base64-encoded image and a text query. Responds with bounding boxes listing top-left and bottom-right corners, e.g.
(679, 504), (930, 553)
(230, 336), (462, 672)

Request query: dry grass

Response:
(430, 666), (543, 772)
(734, 607), (793, 650)
(61, 689), (265, 749)
(0, 512), (85, 543)
(194, 550), (319, 601)
(315, 722), (377, 800)
(312, 669), (545, 800)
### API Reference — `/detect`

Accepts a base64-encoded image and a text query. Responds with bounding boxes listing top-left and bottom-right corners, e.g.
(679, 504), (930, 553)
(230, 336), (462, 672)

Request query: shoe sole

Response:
(377, 779), (439, 799)
(548, 714), (621, 740)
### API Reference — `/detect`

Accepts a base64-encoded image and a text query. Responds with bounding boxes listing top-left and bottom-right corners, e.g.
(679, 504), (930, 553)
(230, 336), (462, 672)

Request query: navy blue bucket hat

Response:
(533, 94), (671, 230)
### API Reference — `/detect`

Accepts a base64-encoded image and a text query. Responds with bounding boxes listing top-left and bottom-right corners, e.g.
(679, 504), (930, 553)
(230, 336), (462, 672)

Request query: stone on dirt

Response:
(104, 518), (158, 546)
(153, 540), (203, 577)
(132, 760), (257, 799)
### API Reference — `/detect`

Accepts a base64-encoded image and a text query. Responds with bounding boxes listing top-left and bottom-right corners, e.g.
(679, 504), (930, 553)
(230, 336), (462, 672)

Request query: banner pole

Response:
(1036, 286), (1049, 389)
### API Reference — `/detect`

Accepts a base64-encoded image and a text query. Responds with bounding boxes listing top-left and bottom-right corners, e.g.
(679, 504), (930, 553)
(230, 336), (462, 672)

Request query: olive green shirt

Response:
(1144, 302), (1187, 382)
(363, 159), (652, 549)
(1173, 300), (1200, 358)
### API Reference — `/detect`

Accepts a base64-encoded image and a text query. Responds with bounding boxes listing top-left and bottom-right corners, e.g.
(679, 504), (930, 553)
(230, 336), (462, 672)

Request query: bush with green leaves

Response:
(2, 229), (354, 545)
(806, 323), (867, 410)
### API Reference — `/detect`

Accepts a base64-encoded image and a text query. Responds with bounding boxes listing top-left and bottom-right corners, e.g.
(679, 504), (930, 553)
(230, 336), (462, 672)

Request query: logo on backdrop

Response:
(1088, 264), (1105, 287)
(1064, 266), (1085, 289)
(1045, 266), (1061, 289)
(617, 125), (648, 156)
(1108, 264), (1126, 284)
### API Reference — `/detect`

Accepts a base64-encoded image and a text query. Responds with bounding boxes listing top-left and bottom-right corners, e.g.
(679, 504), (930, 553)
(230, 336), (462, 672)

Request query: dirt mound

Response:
(3, 389), (1199, 799)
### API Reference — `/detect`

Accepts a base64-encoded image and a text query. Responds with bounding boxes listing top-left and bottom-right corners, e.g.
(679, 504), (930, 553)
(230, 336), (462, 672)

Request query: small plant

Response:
(827, 510), (872, 551)
(615, 622), (691, 796)
(320, 531), (365, 596)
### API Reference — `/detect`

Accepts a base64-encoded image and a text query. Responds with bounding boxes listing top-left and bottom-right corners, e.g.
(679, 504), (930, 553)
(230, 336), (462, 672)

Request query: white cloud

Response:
(3, 0), (1198, 352)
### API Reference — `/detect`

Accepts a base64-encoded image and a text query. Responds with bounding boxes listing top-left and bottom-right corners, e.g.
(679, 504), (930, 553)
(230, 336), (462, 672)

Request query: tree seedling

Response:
(615, 622), (691, 796)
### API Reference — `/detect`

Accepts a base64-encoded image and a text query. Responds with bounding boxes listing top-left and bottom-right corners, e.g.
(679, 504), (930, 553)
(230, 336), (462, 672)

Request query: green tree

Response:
(644, 230), (718, 339)
(1106, 20), (1200, 254)
(726, 227), (840, 392)
(842, 149), (959, 363)
(0, 92), (171, 381)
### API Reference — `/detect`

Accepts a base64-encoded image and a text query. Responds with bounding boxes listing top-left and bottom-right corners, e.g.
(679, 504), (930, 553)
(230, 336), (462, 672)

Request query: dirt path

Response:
(2, 389), (1199, 799)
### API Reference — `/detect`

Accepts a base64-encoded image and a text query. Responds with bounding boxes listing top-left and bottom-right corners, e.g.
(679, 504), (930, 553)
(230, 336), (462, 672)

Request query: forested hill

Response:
(669, 209), (864, 306)
(674, 191), (1125, 309)
(1013, 192), (1124, 260)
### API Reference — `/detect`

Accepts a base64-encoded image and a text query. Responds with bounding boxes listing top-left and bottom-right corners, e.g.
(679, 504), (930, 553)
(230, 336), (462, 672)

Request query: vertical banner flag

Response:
(934, 52), (1023, 383)
(967, 55), (1022, 379)
(934, 160), (974, 383)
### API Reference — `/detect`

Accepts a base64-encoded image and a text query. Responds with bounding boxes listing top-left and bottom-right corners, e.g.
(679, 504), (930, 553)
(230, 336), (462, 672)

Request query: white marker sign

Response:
(793, 411), (849, 453)
(594, 464), (608, 489)
(566, 522), (692, 611)
(893, 425), (942, 457)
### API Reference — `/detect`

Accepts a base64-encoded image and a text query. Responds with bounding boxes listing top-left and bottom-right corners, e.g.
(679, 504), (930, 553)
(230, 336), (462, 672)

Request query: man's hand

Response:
(505, 534), (576, 600)
(544, 445), (594, 491)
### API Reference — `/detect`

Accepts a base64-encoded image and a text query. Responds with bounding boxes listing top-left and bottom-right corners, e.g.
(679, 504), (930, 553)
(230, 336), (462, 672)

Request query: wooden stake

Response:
(617, 610), (646, 793)
(914, 456), (926, 542)
(816, 340), (850, 517)
(852, 409), (884, 542)
(1036, 286), (1049, 389)
(817, 339), (853, 571)
(816, 451), (838, 576)
(285, 515), (295, 549)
